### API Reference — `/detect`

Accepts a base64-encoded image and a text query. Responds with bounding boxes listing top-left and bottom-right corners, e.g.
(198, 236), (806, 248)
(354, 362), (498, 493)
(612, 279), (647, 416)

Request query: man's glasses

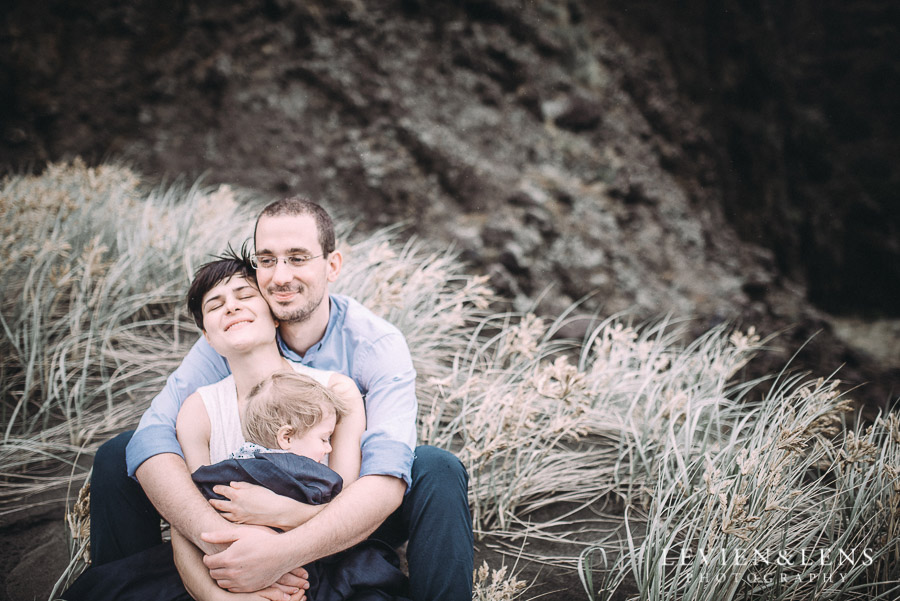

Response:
(250, 254), (324, 269)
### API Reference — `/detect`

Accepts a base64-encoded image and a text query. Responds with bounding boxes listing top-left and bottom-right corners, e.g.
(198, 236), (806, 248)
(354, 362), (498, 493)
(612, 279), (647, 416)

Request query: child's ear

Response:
(275, 425), (294, 450)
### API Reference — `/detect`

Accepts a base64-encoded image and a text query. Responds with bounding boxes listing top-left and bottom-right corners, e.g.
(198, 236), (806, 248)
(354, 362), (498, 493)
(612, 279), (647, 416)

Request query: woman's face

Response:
(200, 275), (277, 355)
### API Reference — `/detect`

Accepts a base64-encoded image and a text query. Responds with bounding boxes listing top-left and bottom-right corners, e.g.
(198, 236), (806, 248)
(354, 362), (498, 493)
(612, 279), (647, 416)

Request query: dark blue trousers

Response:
(90, 431), (474, 601)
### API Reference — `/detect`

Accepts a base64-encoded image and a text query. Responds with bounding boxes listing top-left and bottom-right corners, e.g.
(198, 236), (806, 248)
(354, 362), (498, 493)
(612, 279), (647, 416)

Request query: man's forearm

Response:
(283, 474), (405, 562)
(272, 497), (325, 531)
(135, 452), (230, 553)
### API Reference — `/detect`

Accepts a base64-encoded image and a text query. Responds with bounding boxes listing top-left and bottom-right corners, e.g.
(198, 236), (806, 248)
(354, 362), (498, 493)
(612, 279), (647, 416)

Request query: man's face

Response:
(254, 214), (339, 324)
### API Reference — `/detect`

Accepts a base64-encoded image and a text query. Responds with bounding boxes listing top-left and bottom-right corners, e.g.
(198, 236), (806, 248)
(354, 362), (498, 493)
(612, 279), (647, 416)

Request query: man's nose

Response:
(271, 259), (293, 285)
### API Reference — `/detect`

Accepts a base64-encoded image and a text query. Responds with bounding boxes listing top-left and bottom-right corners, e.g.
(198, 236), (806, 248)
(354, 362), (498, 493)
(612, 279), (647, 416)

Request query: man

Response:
(90, 197), (474, 600)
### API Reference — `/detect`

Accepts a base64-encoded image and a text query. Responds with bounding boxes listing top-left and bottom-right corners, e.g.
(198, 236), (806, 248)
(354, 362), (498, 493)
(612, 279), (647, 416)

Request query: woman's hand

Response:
(234, 586), (306, 601)
(228, 587), (305, 601)
(210, 481), (321, 530)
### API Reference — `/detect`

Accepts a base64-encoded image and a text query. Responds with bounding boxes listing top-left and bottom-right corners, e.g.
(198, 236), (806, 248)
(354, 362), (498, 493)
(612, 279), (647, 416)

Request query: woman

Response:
(172, 252), (366, 601)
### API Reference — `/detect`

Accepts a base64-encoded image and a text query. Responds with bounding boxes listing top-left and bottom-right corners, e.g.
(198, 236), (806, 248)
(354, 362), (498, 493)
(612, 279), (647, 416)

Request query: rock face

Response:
(597, 0), (900, 317)
(1, 0), (897, 405)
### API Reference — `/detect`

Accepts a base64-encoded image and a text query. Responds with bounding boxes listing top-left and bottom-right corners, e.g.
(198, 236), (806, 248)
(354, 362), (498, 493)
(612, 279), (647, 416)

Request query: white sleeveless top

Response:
(197, 362), (333, 464)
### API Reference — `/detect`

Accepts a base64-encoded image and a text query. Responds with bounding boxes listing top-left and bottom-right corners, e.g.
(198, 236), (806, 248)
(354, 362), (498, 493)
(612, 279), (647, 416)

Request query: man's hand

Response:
(210, 482), (321, 530)
(201, 526), (303, 593)
(173, 523), (307, 601)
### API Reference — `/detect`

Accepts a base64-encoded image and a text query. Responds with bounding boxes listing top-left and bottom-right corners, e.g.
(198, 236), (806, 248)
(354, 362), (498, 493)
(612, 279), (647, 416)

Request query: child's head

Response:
(242, 371), (349, 462)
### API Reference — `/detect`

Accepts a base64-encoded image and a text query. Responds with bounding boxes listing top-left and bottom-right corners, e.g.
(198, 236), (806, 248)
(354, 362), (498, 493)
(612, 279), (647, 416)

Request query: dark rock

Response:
(499, 242), (529, 277)
(515, 84), (543, 120)
(554, 95), (603, 132)
(597, 0), (900, 317)
(1, 516), (69, 601)
(741, 280), (769, 302)
(0, 0), (894, 412)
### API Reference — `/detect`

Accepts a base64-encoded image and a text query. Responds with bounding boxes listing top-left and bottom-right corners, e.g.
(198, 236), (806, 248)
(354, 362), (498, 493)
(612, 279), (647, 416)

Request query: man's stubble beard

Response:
(268, 285), (326, 325)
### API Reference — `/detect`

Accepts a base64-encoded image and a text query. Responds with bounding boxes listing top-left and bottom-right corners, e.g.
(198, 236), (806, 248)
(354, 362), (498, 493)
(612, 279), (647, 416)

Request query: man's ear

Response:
(275, 425), (294, 450)
(326, 249), (343, 283)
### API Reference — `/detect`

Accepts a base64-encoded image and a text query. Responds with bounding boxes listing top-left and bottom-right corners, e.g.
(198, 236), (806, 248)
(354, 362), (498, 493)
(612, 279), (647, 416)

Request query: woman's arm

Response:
(174, 394), (306, 600)
(325, 373), (366, 486)
(176, 391), (212, 472)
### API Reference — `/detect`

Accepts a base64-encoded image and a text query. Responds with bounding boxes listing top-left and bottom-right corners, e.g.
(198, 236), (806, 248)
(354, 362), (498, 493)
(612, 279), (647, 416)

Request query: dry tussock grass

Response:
(1, 161), (256, 517)
(583, 375), (900, 601)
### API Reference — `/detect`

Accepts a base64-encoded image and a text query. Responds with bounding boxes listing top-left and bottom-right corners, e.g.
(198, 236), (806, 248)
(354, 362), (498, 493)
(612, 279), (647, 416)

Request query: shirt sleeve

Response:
(353, 332), (418, 491)
(125, 336), (231, 477)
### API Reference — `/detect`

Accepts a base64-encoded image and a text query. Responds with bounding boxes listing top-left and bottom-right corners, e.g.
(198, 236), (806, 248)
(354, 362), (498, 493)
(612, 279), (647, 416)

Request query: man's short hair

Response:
(242, 371), (349, 449)
(186, 245), (256, 331)
(255, 197), (336, 256)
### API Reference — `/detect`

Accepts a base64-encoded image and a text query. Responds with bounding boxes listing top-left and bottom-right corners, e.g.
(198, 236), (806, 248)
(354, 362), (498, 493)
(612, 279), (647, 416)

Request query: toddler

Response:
(231, 370), (351, 464)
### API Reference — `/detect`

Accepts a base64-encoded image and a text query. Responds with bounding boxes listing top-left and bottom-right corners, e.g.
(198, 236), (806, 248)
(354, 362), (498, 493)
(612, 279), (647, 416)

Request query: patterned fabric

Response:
(228, 441), (282, 459)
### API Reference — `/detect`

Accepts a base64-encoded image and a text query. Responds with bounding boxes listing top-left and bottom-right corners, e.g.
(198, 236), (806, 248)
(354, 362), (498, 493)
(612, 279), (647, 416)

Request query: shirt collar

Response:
(276, 295), (338, 362)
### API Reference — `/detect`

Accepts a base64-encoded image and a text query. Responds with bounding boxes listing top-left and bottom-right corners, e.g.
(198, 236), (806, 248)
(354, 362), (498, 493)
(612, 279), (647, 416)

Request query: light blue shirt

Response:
(125, 294), (417, 489)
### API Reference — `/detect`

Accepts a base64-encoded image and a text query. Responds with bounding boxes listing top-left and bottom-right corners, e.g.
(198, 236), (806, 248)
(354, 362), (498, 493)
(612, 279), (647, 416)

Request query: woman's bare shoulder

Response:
(176, 391), (209, 429)
(327, 372), (361, 395)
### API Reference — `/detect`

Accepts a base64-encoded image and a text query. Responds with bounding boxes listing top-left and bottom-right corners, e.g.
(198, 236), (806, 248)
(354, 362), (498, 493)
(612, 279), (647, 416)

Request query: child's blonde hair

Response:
(242, 371), (349, 449)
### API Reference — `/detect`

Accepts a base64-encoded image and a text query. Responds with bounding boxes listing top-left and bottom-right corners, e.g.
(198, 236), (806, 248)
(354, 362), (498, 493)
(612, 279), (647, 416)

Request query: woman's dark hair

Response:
(186, 243), (256, 330)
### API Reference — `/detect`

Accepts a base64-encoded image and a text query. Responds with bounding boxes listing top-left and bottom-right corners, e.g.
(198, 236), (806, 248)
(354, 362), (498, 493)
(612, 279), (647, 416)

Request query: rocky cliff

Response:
(2, 0), (897, 406)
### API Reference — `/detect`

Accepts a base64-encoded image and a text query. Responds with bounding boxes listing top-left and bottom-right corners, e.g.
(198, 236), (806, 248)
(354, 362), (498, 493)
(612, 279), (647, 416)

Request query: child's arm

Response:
(326, 373), (366, 486)
(176, 391), (213, 471)
(208, 481), (323, 531)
